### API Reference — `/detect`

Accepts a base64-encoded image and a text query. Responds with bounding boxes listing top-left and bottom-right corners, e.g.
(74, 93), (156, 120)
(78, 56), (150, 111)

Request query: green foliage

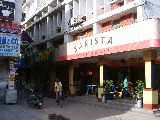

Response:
(117, 80), (123, 89)
(103, 80), (113, 94)
(73, 80), (83, 91)
(134, 80), (145, 97)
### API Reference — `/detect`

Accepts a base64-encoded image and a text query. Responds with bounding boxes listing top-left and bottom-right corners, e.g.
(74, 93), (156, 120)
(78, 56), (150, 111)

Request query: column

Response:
(143, 50), (158, 109)
(93, 23), (102, 35)
(69, 62), (79, 97)
(50, 64), (56, 90)
(47, 16), (53, 39)
(98, 57), (109, 102)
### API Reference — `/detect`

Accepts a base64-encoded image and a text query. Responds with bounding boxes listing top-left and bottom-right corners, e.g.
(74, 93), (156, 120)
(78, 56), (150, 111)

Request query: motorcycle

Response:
(27, 89), (44, 109)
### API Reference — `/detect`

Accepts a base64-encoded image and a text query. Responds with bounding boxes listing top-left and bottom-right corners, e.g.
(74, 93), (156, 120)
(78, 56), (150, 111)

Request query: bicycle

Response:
(56, 90), (63, 108)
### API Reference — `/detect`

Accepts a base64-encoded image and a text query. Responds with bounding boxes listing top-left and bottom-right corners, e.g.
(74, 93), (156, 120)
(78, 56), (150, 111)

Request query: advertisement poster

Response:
(0, 33), (20, 56)
(0, 0), (15, 21)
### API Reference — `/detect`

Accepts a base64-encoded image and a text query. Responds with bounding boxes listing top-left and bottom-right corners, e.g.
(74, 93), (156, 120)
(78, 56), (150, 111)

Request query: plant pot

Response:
(101, 94), (106, 103)
(106, 94), (114, 100)
(76, 90), (82, 96)
(96, 92), (98, 99)
(136, 96), (143, 108)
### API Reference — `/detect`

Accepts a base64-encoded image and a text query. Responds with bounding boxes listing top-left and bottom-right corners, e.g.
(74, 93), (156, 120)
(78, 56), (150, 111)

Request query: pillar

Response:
(143, 50), (158, 109)
(50, 64), (56, 90)
(69, 62), (79, 97)
(97, 57), (109, 102)
(36, 66), (43, 89)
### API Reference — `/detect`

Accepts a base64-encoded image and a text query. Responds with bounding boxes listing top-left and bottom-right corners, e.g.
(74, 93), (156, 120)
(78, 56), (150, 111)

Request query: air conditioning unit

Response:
(56, 27), (61, 33)
(76, 15), (82, 23)
(70, 15), (86, 26)
(42, 35), (45, 39)
(70, 16), (76, 26)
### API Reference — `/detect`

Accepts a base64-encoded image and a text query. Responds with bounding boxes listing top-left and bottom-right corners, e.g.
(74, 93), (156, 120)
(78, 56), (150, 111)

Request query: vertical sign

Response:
(21, 31), (33, 52)
(8, 61), (15, 89)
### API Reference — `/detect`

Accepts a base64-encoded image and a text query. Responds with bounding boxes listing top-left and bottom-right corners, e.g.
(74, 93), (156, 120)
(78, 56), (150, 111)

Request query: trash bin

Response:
(101, 94), (106, 103)
(137, 97), (142, 108)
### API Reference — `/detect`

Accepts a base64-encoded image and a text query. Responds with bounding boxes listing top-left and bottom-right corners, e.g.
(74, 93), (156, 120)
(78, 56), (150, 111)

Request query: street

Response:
(0, 91), (160, 120)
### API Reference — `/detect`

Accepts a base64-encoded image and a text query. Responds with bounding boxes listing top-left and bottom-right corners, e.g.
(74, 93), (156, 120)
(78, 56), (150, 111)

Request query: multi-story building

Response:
(21, 0), (160, 109)
(0, 0), (23, 99)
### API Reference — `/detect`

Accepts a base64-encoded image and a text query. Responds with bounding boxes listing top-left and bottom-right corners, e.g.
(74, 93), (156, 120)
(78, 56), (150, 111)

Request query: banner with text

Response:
(0, 33), (20, 56)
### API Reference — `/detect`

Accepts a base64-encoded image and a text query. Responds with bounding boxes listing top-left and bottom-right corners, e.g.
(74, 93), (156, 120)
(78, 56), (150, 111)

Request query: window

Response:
(21, 12), (26, 22)
(133, 13), (137, 23)
(112, 19), (120, 29)
(117, 1), (124, 7)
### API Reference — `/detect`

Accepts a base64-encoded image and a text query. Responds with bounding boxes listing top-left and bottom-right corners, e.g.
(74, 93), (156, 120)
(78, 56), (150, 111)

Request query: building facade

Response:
(21, 0), (160, 109)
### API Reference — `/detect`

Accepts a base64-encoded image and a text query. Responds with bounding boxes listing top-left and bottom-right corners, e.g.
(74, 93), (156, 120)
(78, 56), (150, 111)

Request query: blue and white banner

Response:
(0, 33), (20, 56)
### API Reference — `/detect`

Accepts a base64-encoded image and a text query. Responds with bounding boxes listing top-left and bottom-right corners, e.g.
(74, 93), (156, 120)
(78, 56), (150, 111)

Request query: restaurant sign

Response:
(58, 19), (160, 61)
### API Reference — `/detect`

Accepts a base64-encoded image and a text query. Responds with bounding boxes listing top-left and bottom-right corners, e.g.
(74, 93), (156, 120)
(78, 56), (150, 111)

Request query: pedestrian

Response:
(54, 79), (62, 102)
(121, 72), (133, 99)
(15, 78), (22, 97)
(15, 79), (22, 90)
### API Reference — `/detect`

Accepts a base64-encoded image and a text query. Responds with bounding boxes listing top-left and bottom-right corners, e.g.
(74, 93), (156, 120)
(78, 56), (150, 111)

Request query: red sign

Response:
(0, 22), (22, 30)
(0, 22), (22, 34)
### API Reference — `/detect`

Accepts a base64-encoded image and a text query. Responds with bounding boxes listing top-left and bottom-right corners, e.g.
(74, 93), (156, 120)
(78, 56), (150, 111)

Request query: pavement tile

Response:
(0, 91), (160, 120)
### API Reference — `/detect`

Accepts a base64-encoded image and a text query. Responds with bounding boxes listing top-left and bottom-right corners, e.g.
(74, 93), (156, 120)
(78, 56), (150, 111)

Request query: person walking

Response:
(54, 79), (62, 102)
(121, 72), (133, 99)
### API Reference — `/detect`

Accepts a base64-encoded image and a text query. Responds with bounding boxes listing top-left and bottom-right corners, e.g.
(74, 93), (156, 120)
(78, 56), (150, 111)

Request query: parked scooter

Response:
(27, 89), (44, 109)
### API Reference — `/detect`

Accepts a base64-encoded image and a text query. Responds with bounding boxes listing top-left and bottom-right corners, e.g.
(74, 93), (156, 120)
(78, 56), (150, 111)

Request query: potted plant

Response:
(73, 80), (83, 96)
(135, 80), (145, 97)
(103, 80), (114, 100)
(134, 80), (145, 108)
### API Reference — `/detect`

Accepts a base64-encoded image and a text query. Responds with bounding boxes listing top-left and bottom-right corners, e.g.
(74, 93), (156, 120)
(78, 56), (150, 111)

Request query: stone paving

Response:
(0, 91), (160, 120)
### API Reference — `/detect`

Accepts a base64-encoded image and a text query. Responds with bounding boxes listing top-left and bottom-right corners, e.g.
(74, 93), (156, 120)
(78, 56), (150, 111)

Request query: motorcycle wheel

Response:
(27, 100), (31, 105)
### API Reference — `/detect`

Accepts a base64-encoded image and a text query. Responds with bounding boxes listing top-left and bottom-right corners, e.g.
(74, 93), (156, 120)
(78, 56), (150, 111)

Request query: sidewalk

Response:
(0, 101), (38, 120)
(0, 90), (160, 120)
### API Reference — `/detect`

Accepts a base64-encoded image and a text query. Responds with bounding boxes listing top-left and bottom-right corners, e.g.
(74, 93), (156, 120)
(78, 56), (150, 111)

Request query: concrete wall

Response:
(0, 61), (8, 101)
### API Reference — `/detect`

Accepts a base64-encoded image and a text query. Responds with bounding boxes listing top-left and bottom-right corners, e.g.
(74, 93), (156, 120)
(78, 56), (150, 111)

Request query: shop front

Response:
(58, 19), (160, 109)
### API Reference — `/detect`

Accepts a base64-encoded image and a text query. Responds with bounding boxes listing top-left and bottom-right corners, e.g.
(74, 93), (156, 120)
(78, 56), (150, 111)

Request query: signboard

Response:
(14, 58), (26, 68)
(0, 22), (22, 34)
(33, 47), (55, 64)
(21, 31), (33, 51)
(58, 19), (160, 61)
(9, 68), (15, 77)
(0, 0), (15, 21)
(9, 77), (15, 81)
(8, 81), (14, 89)
(0, 33), (20, 56)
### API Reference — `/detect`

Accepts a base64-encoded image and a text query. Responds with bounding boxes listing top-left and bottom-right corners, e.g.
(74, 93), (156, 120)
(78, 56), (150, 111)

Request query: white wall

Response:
(14, 0), (23, 25)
